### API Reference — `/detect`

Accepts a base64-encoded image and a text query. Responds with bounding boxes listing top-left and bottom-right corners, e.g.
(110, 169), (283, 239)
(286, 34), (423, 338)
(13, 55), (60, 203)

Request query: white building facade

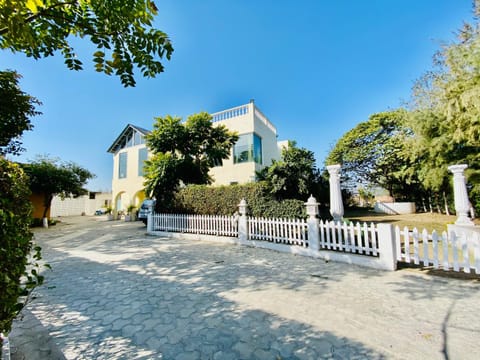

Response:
(107, 101), (287, 212)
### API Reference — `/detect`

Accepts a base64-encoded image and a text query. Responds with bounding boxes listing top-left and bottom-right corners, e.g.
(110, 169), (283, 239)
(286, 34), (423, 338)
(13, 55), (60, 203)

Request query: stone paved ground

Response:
(9, 216), (480, 359)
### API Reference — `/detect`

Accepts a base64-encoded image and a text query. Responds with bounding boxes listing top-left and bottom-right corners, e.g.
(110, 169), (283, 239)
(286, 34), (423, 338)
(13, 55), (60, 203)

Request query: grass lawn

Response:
(344, 208), (480, 234)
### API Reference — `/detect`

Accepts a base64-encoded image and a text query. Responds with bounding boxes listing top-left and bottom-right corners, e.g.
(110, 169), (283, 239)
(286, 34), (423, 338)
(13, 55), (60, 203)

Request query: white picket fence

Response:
(148, 212), (480, 273)
(150, 213), (238, 237)
(319, 220), (379, 257)
(248, 217), (308, 247)
(395, 226), (480, 274)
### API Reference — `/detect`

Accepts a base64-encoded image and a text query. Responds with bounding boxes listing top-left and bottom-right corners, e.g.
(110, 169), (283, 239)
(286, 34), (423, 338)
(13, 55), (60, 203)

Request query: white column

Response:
(448, 164), (474, 225)
(327, 164), (344, 222)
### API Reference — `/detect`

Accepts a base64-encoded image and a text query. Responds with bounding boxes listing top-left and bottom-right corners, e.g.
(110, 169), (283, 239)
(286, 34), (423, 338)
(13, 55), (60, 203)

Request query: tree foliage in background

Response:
(326, 110), (414, 200)
(0, 0), (173, 86)
(0, 70), (41, 155)
(0, 159), (45, 334)
(327, 2), (480, 213)
(23, 156), (95, 218)
(257, 141), (327, 202)
(144, 112), (238, 211)
(406, 5), (480, 210)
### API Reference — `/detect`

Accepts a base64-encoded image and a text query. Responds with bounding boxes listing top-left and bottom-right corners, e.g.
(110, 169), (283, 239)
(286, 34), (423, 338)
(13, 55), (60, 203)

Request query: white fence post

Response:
(238, 199), (248, 242)
(147, 212), (153, 233)
(305, 195), (320, 251)
(377, 223), (397, 271)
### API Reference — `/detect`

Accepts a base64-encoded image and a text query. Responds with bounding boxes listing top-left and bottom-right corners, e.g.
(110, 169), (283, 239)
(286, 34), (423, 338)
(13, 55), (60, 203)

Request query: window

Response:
(253, 133), (262, 164)
(134, 132), (145, 146)
(119, 152), (127, 178)
(233, 133), (262, 164)
(138, 147), (148, 176)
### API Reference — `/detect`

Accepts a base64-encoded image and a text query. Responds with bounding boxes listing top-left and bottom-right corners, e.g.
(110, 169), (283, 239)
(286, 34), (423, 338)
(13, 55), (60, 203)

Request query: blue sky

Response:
(2, 0), (475, 191)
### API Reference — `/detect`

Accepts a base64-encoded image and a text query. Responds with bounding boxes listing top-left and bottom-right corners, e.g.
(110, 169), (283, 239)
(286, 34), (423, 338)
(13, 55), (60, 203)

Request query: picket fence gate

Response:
(149, 213), (238, 237)
(319, 220), (379, 256)
(248, 217), (308, 247)
(395, 226), (480, 274)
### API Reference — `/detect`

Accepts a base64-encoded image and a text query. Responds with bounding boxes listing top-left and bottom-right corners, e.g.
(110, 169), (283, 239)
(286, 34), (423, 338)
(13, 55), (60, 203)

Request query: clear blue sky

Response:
(2, 0), (474, 191)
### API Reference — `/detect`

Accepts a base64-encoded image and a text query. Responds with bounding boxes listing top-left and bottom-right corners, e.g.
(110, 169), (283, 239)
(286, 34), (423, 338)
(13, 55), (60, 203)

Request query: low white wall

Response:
(374, 202), (416, 215)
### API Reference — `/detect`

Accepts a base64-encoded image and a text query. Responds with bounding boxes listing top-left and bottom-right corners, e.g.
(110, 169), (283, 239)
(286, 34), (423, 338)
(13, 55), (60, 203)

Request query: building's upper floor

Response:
(107, 101), (287, 186)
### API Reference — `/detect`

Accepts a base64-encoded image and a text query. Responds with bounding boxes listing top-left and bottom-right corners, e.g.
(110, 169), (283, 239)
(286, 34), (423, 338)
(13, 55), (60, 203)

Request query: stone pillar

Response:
(327, 164), (344, 222)
(376, 224), (397, 271)
(448, 164), (474, 225)
(238, 198), (248, 242)
(305, 195), (320, 251)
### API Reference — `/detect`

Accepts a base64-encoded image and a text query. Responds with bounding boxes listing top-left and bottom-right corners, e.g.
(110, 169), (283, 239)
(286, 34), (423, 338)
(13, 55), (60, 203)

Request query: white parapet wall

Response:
(374, 202), (416, 215)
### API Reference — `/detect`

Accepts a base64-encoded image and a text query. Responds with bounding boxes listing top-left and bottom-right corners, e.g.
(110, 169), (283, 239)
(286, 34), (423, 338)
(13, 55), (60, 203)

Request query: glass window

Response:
(119, 152), (127, 179)
(253, 133), (262, 164)
(233, 133), (262, 164)
(138, 147), (148, 176)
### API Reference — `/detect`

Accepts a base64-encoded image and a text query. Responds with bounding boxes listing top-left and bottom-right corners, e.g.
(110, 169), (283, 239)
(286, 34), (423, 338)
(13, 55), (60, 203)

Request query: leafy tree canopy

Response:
(0, 0), (173, 86)
(22, 156), (95, 218)
(326, 109), (412, 198)
(407, 7), (480, 190)
(257, 141), (325, 201)
(0, 70), (41, 155)
(144, 112), (238, 211)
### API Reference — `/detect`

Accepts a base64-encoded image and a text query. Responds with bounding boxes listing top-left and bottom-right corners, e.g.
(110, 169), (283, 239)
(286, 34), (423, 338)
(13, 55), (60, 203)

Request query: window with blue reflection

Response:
(119, 152), (127, 178)
(233, 133), (262, 164)
(138, 147), (148, 176)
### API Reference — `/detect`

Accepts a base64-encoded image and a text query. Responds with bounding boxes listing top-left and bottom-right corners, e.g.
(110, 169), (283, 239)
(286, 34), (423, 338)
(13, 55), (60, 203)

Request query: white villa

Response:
(107, 100), (288, 212)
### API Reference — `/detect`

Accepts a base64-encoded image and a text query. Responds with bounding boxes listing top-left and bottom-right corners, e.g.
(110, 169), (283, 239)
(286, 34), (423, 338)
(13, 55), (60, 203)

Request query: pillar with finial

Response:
(238, 198), (248, 241)
(305, 195), (320, 251)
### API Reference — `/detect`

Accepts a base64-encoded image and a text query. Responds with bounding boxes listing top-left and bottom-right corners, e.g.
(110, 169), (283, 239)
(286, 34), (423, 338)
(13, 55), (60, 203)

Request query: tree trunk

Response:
(443, 191), (450, 216)
(435, 193), (442, 214)
(42, 193), (53, 219)
(421, 198), (427, 213)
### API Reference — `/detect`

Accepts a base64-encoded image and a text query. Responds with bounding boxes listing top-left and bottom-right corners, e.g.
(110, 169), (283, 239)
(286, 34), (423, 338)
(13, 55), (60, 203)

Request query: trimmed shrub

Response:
(173, 182), (307, 218)
(0, 159), (44, 334)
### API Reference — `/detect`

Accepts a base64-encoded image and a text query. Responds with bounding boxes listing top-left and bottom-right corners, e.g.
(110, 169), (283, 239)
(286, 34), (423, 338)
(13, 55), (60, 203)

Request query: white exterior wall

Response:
(209, 102), (284, 185)
(109, 102), (288, 205)
(50, 192), (112, 217)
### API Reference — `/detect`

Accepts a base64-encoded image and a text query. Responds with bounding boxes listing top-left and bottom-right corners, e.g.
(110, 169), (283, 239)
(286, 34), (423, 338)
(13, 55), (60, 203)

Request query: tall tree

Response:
(144, 112), (238, 211)
(257, 141), (324, 201)
(406, 2), (480, 212)
(23, 156), (95, 218)
(0, 158), (44, 334)
(326, 110), (413, 200)
(0, 70), (41, 155)
(0, 0), (173, 86)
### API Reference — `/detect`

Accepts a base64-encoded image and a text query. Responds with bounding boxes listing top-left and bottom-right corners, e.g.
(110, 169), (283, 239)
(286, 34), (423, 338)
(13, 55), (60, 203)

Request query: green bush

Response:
(0, 159), (44, 334)
(173, 182), (307, 218)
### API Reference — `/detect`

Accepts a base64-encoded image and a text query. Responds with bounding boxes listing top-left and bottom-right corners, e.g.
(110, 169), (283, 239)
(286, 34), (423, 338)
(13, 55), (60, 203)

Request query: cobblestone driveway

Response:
(9, 216), (480, 359)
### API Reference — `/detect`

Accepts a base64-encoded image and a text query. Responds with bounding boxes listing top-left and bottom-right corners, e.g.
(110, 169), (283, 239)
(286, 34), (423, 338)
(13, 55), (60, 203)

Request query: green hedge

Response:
(173, 182), (307, 218)
(0, 159), (36, 334)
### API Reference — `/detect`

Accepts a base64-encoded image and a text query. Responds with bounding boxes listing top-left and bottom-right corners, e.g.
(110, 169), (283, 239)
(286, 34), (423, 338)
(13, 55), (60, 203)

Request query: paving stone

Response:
(232, 341), (253, 358)
(8, 216), (480, 360)
(175, 351), (200, 360)
(111, 318), (130, 331)
(122, 324), (144, 338)
(133, 330), (155, 346)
